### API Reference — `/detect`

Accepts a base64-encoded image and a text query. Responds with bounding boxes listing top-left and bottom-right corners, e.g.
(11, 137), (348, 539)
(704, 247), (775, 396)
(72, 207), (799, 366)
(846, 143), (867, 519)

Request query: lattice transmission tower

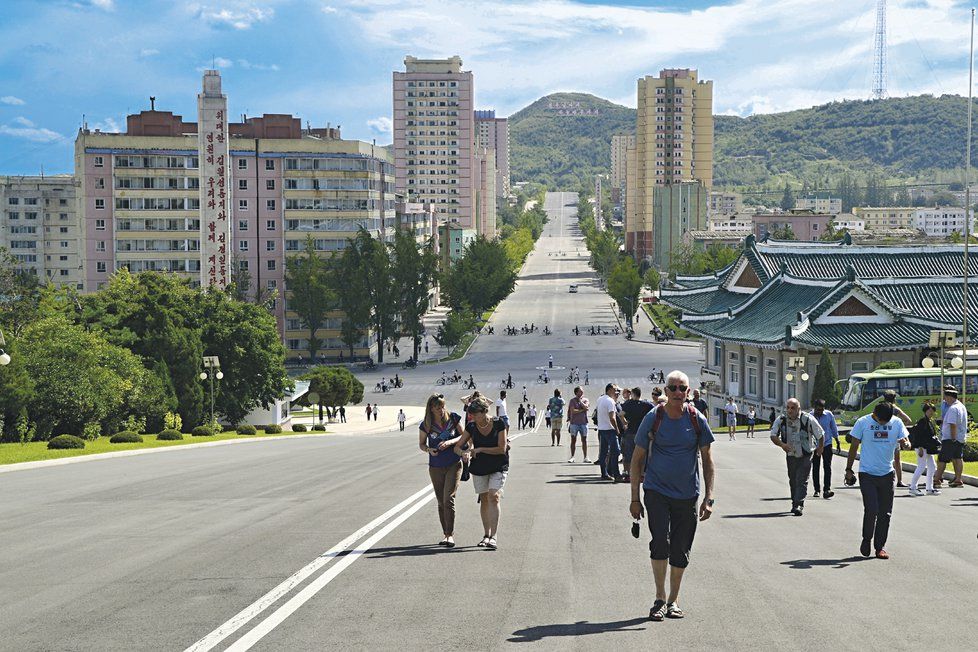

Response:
(873, 0), (888, 100)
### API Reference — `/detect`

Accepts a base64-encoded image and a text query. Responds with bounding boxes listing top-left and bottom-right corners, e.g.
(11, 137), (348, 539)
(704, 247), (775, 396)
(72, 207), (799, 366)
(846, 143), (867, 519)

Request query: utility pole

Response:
(872, 0), (888, 100)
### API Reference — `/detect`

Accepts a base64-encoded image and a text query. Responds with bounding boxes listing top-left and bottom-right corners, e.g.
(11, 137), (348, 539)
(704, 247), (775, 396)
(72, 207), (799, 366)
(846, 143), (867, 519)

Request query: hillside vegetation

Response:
(509, 92), (977, 191)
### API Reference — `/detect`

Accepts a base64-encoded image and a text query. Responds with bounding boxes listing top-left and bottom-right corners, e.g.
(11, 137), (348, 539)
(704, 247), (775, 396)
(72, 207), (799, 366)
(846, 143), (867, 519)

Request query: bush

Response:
(208, 419), (224, 434)
(264, 424), (283, 434)
(123, 415), (147, 434)
(82, 422), (101, 441)
(163, 411), (183, 432)
(964, 441), (978, 462)
(109, 431), (143, 444)
(157, 429), (183, 441)
(48, 434), (85, 450)
(292, 424), (307, 432)
(312, 424), (326, 432)
(237, 424), (257, 435)
(191, 425), (215, 437)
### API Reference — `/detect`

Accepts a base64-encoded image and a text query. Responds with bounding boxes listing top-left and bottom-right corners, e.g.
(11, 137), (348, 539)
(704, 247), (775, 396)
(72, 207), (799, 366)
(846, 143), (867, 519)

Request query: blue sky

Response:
(0, 0), (973, 174)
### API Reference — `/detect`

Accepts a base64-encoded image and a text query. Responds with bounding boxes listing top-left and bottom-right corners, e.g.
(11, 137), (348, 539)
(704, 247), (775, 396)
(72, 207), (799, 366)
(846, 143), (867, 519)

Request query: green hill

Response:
(509, 92), (977, 191)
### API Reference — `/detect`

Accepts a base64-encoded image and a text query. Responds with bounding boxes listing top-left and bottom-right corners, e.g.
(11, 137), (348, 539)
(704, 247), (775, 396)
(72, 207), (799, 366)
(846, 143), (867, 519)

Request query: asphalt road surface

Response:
(2, 192), (975, 651)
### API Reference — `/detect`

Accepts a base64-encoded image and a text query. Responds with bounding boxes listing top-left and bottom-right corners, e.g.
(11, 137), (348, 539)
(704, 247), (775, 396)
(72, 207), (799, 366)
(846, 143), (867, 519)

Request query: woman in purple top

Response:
(419, 394), (464, 548)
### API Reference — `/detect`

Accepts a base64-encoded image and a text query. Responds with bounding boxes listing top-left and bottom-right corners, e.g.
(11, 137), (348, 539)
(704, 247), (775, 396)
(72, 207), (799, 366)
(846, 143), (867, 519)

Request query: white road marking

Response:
(184, 484), (433, 652)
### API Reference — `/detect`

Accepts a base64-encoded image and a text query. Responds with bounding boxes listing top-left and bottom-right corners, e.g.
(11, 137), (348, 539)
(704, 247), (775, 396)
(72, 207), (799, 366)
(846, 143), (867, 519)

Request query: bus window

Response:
(900, 377), (927, 397)
(842, 376), (865, 409)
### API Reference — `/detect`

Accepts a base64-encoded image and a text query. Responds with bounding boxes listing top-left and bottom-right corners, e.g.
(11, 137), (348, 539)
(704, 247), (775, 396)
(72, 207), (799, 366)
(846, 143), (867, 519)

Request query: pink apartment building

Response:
(752, 210), (833, 242)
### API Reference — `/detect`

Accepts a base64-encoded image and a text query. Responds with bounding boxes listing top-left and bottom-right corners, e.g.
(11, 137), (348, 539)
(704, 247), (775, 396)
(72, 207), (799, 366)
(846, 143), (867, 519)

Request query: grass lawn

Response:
(834, 443), (978, 478)
(0, 429), (324, 467)
(643, 303), (698, 340)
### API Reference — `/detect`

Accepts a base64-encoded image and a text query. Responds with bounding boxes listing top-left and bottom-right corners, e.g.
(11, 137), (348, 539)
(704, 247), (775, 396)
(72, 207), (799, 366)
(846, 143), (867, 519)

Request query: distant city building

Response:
(831, 214), (866, 232)
(0, 175), (82, 288)
(75, 69), (395, 361)
(610, 133), (635, 200)
(394, 56), (484, 233)
(796, 193), (842, 215)
(474, 146), (497, 236)
(653, 181), (709, 268)
(630, 68), (714, 263)
(912, 206), (976, 238)
(438, 220), (476, 272)
(475, 110), (510, 198)
(683, 229), (750, 250)
(709, 191), (742, 218)
(752, 210), (833, 241)
(708, 214), (753, 233)
(852, 206), (916, 231)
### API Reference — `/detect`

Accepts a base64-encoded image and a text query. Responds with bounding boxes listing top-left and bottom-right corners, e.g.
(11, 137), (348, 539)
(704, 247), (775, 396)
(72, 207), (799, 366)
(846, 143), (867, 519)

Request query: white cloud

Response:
(191, 3), (275, 30)
(367, 116), (392, 136)
(237, 59), (280, 71)
(70, 0), (115, 10)
(139, 48), (160, 57)
(1, 96), (26, 106)
(321, 5), (338, 14)
(91, 116), (123, 132)
(12, 116), (34, 127)
(0, 123), (63, 142)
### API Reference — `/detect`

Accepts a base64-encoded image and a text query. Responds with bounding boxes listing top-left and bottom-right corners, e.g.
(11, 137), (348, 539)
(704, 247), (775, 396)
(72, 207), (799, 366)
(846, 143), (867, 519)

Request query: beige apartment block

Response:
(393, 56), (480, 233)
(0, 175), (82, 288)
(611, 133), (635, 194)
(630, 68), (714, 262)
(475, 110), (509, 198)
(709, 191), (742, 218)
(852, 206), (916, 231)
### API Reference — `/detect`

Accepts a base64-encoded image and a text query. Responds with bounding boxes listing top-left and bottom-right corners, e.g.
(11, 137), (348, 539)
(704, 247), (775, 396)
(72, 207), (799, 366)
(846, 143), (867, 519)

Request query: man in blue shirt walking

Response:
(811, 399), (840, 499)
(845, 402), (910, 559)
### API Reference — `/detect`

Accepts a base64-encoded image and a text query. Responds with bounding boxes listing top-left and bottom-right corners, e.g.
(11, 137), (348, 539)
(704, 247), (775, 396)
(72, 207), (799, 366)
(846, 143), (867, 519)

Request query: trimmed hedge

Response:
(292, 424), (307, 432)
(48, 435), (85, 450)
(312, 424), (326, 432)
(109, 431), (143, 444)
(264, 424), (283, 434)
(157, 429), (184, 441)
(237, 424), (257, 435)
(191, 425), (215, 437)
(964, 441), (978, 462)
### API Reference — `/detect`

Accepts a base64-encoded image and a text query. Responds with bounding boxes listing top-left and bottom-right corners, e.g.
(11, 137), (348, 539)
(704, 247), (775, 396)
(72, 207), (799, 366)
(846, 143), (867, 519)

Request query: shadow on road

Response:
(759, 497), (792, 501)
(722, 512), (791, 519)
(546, 474), (611, 484)
(780, 556), (873, 570)
(519, 271), (595, 282)
(508, 617), (647, 643)
(951, 497), (978, 507)
(366, 544), (482, 558)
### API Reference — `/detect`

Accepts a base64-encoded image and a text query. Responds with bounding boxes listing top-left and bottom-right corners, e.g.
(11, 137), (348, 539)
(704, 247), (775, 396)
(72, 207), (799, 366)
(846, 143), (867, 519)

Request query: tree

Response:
(780, 182), (795, 211)
(771, 225), (797, 240)
(810, 347), (841, 409)
(197, 290), (292, 426)
(607, 258), (643, 326)
(0, 248), (41, 336)
(357, 230), (399, 364)
(644, 267), (661, 292)
(435, 310), (477, 350)
(894, 186), (912, 206)
(441, 236), (517, 316)
(301, 365), (364, 422)
(390, 228), (439, 361)
(333, 237), (371, 359)
(0, 338), (35, 442)
(285, 236), (335, 360)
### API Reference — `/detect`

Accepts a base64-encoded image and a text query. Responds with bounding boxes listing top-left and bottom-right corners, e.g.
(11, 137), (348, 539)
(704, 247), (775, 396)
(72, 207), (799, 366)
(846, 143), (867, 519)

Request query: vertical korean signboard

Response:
(198, 70), (232, 289)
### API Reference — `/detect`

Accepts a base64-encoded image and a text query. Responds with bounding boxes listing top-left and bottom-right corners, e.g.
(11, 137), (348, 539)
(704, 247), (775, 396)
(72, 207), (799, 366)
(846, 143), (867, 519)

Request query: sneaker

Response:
(813, 491), (821, 498)
(875, 549), (889, 560)
(896, 482), (907, 488)
(583, 457), (592, 463)
(823, 490), (834, 499)
(860, 539), (871, 557)
(568, 457), (575, 464)
(927, 489), (942, 495)
(909, 489), (923, 496)
(795, 504), (804, 516)
(790, 506), (800, 516)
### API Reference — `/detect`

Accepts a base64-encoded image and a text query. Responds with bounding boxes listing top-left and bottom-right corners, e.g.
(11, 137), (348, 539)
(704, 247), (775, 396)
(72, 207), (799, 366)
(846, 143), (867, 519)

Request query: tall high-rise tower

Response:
(629, 69), (713, 265)
(873, 0), (887, 100)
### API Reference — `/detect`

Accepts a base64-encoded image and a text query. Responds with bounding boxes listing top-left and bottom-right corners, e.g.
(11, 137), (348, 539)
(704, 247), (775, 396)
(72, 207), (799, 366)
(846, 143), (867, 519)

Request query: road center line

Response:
(184, 484), (433, 652)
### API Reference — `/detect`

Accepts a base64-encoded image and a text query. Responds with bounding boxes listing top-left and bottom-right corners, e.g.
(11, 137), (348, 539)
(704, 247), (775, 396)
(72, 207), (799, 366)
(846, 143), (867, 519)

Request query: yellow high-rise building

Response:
(630, 69), (713, 263)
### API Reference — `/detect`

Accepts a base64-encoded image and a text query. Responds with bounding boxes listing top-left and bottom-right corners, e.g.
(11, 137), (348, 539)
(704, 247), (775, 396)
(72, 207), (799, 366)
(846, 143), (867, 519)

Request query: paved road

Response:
(2, 192), (975, 650)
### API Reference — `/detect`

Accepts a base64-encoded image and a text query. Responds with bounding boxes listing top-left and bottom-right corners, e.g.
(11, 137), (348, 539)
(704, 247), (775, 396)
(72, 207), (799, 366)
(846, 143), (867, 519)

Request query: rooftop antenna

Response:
(150, 96), (156, 111)
(873, 0), (888, 100)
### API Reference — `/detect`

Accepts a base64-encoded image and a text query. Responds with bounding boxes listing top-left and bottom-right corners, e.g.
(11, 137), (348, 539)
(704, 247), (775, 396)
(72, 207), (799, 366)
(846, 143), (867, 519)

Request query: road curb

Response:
(834, 445), (977, 488)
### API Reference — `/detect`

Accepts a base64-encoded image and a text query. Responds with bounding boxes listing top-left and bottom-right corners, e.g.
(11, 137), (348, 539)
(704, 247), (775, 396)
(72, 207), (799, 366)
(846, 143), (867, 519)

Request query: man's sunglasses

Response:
(666, 384), (689, 393)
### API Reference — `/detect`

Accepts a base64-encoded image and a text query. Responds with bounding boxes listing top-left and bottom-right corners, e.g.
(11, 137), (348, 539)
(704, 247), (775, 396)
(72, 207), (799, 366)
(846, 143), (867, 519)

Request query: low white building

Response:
(912, 207), (976, 237)
(708, 214), (753, 233)
(832, 214), (865, 232)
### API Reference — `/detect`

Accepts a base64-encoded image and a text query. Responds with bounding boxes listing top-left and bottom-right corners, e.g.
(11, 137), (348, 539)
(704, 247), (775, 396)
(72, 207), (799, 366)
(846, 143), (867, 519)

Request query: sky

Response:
(0, 0), (974, 174)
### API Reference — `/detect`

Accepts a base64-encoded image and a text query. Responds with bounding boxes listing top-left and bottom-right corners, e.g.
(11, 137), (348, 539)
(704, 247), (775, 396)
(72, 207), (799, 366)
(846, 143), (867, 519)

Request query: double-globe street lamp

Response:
(200, 355), (223, 425)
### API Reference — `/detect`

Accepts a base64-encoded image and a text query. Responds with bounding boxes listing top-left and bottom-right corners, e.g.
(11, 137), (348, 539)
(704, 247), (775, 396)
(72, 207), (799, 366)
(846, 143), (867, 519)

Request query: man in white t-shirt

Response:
(496, 390), (510, 435)
(724, 397), (738, 441)
(397, 409), (406, 432)
(596, 383), (623, 481)
(936, 385), (967, 488)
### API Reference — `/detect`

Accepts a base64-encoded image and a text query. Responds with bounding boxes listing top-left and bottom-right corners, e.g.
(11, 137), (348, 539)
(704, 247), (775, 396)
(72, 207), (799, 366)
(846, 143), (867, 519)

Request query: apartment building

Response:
(610, 133), (635, 199)
(912, 207), (976, 237)
(393, 56), (481, 232)
(709, 191), (742, 218)
(752, 210), (833, 241)
(438, 220), (476, 272)
(796, 194), (842, 215)
(75, 70), (395, 360)
(630, 68), (714, 264)
(475, 110), (510, 199)
(1, 175), (83, 287)
(852, 206), (916, 231)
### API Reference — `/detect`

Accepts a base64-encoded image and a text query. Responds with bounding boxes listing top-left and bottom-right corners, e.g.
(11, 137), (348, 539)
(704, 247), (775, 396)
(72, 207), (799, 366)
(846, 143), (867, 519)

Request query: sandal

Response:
(666, 603), (684, 619)
(477, 536), (490, 547)
(649, 599), (667, 621)
(485, 537), (497, 550)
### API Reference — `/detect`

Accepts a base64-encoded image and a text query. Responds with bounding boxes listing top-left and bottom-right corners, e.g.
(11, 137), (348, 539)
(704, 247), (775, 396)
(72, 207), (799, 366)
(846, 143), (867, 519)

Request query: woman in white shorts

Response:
(455, 395), (509, 550)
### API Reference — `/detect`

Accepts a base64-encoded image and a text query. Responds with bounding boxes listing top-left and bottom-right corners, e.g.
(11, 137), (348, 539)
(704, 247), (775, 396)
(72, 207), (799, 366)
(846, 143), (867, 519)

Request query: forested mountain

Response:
(509, 92), (977, 191)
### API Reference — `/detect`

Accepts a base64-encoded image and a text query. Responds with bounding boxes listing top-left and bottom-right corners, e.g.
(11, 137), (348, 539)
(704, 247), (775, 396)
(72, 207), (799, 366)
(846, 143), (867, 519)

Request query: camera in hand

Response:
(631, 520), (641, 539)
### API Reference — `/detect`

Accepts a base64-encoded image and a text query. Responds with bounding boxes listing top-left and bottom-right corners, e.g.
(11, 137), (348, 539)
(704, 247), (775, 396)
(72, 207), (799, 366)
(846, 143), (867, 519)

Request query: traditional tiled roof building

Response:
(660, 235), (976, 420)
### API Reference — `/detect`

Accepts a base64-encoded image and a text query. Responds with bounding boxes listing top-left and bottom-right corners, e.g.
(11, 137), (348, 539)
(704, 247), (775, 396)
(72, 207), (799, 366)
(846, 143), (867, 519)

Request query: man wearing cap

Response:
(770, 398), (825, 516)
(936, 384), (967, 488)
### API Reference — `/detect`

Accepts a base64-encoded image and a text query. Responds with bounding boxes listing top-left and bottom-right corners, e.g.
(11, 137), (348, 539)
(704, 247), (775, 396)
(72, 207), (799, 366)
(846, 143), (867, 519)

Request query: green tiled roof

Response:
(794, 322), (933, 351)
(660, 288), (748, 314)
(754, 243), (978, 280)
(867, 280), (978, 330)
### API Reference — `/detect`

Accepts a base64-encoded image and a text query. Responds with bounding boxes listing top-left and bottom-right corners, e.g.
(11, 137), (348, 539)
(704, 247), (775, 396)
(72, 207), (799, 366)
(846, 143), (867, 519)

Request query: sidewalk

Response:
(385, 306), (453, 365)
(292, 405), (426, 436)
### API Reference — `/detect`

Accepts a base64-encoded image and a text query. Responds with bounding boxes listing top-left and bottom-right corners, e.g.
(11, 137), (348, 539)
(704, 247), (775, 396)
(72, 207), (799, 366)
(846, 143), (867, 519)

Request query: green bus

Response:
(837, 367), (978, 426)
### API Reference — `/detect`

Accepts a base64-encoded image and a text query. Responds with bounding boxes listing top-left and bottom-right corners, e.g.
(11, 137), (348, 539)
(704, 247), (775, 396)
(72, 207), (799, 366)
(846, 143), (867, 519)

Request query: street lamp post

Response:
(784, 355), (809, 405)
(923, 330), (957, 394)
(200, 355), (223, 425)
(0, 328), (10, 366)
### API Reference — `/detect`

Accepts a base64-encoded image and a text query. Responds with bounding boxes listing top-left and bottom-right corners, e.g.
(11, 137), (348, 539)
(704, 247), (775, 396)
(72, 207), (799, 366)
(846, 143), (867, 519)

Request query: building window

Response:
(96, 241), (105, 252)
(266, 219), (275, 231)
(729, 363), (740, 384)
(767, 371), (777, 399)
(267, 260), (276, 271)
(850, 361), (870, 373)
(96, 261), (106, 273)
(95, 219), (106, 230)
(713, 341), (722, 367)
(239, 199), (248, 210)
(95, 199), (105, 210)
(59, 269), (69, 277)
(265, 159), (275, 170)
(94, 156), (103, 167)
(267, 279), (277, 290)
(238, 159), (248, 170)
(748, 367), (758, 396)
(266, 180), (275, 191)
(60, 213), (68, 220)
(95, 178), (105, 189)
(239, 260), (249, 271)
(238, 219), (248, 231)
(239, 241), (249, 252)
(266, 240), (275, 252)
(238, 180), (248, 191)
(266, 199), (276, 211)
